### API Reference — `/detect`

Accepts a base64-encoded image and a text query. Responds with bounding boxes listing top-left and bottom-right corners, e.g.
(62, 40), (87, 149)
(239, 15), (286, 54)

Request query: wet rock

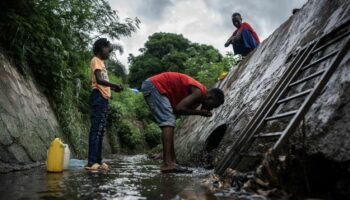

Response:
(7, 143), (32, 163)
(0, 120), (13, 145)
(201, 150), (291, 199)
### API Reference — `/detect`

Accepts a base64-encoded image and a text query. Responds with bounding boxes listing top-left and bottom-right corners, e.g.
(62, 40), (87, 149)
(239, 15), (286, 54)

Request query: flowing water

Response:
(0, 155), (246, 200)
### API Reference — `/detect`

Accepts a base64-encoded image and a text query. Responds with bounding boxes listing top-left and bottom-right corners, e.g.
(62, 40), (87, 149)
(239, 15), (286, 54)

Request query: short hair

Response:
(208, 88), (225, 106)
(232, 12), (242, 18)
(93, 38), (111, 56)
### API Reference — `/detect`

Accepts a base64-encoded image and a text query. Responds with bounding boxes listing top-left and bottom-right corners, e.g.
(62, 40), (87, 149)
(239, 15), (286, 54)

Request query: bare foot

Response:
(85, 163), (101, 172)
(100, 163), (110, 171)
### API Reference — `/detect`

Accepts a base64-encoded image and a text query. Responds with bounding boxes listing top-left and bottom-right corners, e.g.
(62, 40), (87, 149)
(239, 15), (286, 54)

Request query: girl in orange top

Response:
(86, 38), (123, 171)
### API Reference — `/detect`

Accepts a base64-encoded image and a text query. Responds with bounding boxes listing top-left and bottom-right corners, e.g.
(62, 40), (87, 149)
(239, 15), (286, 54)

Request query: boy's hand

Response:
(112, 84), (123, 92)
(200, 110), (212, 117)
(224, 40), (232, 47)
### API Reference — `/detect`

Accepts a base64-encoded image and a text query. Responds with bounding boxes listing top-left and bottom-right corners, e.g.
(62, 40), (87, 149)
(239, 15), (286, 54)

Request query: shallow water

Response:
(0, 155), (241, 200)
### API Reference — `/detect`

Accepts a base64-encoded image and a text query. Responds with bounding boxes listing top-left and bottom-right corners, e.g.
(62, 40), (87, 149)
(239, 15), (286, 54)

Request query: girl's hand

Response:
(112, 84), (123, 92)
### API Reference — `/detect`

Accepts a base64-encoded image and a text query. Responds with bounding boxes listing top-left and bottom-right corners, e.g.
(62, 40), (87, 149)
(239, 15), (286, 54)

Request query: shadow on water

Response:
(0, 155), (237, 200)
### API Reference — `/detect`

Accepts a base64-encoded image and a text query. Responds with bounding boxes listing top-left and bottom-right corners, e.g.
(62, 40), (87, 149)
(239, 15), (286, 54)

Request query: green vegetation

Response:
(128, 32), (239, 89)
(0, 0), (140, 156)
(0, 1), (237, 157)
(145, 123), (162, 148)
(115, 119), (143, 151)
(107, 76), (155, 153)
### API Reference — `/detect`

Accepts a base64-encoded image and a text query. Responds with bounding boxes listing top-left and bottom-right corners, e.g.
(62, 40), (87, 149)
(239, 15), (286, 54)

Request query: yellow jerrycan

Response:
(47, 138), (65, 172)
(218, 71), (228, 81)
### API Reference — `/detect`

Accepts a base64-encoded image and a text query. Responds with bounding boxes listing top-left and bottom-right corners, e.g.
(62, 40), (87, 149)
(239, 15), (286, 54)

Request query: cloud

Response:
(108, 0), (307, 70)
(136, 0), (173, 20)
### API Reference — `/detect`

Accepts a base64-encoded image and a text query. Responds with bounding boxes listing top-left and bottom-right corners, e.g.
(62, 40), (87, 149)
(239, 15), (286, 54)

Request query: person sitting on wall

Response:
(141, 72), (225, 173)
(224, 12), (260, 56)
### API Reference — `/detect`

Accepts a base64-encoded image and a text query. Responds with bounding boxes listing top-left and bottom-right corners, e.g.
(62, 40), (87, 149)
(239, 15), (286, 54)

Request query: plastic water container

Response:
(47, 138), (65, 172)
(63, 144), (71, 170)
(218, 71), (228, 80)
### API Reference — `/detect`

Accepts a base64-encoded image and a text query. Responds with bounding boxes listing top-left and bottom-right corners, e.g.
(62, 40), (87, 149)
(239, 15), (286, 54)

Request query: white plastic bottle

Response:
(63, 144), (71, 170)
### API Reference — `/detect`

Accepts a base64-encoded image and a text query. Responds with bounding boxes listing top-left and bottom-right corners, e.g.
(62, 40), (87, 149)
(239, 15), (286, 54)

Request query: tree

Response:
(144, 32), (190, 58)
(106, 59), (127, 83)
(0, 0), (140, 156)
(128, 32), (192, 87)
(0, 0), (140, 92)
(184, 44), (222, 77)
(128, 32), (231, 88)
(128, 54), (164, 88)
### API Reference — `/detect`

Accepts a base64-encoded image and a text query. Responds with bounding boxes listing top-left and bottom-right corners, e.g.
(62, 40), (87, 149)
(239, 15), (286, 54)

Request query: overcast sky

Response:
(108, 0), (307, 69)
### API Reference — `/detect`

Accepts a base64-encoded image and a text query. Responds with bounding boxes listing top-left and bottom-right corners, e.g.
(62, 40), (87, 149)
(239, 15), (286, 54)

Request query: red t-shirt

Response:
(232, 22), (260, 44)
(149, 72), (207, 109)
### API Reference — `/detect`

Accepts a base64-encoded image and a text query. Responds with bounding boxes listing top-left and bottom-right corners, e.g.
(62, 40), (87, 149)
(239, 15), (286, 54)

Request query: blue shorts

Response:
(141, 79), (176, 127)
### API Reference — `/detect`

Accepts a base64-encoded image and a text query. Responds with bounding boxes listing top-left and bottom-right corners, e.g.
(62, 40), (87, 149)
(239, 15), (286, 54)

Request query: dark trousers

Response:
(232, 28), (258, 56)
(88, 89), (108, 165)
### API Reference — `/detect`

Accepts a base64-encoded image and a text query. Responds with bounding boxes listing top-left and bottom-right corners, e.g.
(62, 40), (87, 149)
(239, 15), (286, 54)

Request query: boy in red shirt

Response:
(225, 12), (260, 56)
(141, 72), (224, 173)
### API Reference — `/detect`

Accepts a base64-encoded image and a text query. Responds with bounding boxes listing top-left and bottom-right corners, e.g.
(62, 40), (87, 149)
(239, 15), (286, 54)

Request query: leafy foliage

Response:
(128, 32), (238, 88)
(145, 123), (161, 148)
(128, 33), (191, 87)
(115, 119), (143, 151)
(0, 0), (140, 156)
(105, 59), (127, 83)
(0, 0), (239, 156)
(106, 75), (155, 151)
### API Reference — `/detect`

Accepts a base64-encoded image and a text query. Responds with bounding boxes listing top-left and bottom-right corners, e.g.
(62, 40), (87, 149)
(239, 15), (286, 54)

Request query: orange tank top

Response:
(90, 56), (111, 99)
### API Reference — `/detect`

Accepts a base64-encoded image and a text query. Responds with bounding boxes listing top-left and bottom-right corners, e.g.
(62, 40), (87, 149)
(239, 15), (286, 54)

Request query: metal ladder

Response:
(215, 20), (350, 175)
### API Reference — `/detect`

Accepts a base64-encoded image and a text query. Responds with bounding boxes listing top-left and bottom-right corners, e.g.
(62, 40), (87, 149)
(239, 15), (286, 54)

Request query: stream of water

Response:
(0, 155), (245, 200)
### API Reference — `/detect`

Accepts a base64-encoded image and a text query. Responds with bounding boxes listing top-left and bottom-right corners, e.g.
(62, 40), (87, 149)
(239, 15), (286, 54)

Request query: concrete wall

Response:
(0, 52), (64, 173)
(174, 0), (350, 167)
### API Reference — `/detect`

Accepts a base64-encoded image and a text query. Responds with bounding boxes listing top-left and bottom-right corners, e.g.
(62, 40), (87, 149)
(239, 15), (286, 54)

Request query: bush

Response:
(145, 123), (161, 148)
(116, 119), (143, 150)
(106, 124), (120, 154)
(106, 74), (156, 152)
(0, 0), (139, 157)
(108, 101), (123, 124)
(133, 94), (153, 122)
